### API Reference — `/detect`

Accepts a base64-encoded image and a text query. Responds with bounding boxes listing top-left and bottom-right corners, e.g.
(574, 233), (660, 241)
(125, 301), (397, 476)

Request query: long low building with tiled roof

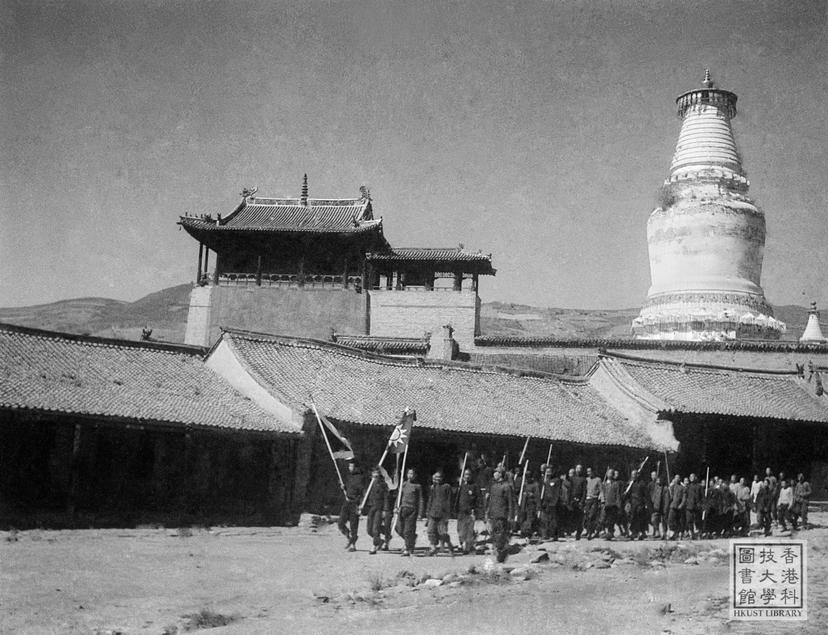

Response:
(0, 323), (301, 435)
(0, 323), (307, 528)
(205, 329), (675, 451)
(590, 353), (828, 424)
(588, 352), (828, 488)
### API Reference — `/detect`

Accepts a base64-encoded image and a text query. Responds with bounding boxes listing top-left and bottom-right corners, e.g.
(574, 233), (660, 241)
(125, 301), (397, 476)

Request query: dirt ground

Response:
(1, 513), (825, 634)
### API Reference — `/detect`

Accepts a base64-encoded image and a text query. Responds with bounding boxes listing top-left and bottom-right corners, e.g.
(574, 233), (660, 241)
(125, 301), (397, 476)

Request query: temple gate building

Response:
(178, 177), (495, 351)
(632, 71), (785, 341)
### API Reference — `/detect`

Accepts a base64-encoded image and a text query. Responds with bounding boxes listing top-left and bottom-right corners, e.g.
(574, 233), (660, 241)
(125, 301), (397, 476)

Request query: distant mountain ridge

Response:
(0, 284), (814, 344)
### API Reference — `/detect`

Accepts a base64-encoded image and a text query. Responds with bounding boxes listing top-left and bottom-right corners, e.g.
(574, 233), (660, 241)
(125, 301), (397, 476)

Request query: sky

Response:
(1, 0), (826, 310)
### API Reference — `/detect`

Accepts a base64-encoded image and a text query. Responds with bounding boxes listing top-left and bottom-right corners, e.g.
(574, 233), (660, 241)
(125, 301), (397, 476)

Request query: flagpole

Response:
(312, 403), (346, 493)
(545, 443), (553, 468)
(664, 450), (671, 484)
(391, 439), (411, 534)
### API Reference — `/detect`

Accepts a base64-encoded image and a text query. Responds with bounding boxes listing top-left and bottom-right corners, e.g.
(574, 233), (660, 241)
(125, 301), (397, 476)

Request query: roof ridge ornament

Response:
(240, 186), (258, 200)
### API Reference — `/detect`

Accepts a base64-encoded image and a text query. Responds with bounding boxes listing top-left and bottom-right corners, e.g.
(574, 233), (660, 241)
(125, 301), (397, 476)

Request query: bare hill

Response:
(0, 285), (812, 343)
(0, 284), (192, 342)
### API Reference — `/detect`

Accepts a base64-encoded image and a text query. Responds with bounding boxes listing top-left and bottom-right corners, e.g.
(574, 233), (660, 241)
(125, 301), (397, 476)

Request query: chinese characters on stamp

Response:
(730, 540), (806, 620)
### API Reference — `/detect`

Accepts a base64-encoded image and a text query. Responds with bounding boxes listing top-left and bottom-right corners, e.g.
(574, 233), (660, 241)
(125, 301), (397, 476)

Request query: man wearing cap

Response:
(626, 469), (649, 540)
(583, 466), (602, 540)
(539, 466), (562, 541)
(426, 470), (455, 556)
(602, 469), (622, 540)
(338, 459), (365, 551)
(457, 468), (480, 554)
(486, 466), (514, 562)
(569, 465), (586, 540)
(363, 465), (390, 554)
(518, 470), (540, 539)
(793, 473), (812, 529)
(684, 473), (704, 540)
(396, 468), (425, 556)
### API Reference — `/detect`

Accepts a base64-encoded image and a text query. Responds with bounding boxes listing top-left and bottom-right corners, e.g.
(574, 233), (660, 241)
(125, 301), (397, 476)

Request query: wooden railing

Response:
(216, 272), (363, 289)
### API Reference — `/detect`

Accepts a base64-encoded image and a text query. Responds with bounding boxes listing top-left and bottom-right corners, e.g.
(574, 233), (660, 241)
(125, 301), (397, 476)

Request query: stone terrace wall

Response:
(368, 289), (479, 352)
(185, 285), (368, 347)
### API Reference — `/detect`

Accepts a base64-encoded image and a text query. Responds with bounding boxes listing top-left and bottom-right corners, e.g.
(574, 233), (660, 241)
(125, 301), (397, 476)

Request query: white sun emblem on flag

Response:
(390, 425), (408, 447)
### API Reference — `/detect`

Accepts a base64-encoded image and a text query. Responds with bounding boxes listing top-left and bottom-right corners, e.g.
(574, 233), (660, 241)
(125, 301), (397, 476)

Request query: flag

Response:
(378, 464), (397, 490)
(316, 410), (355, 460)
(388, 409), (416, 454)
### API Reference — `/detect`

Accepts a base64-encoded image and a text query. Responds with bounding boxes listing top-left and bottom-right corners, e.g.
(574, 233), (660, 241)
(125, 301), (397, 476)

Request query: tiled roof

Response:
(366, 248), (496, 275)
(367, 247), (493, 262)
(331, 333), (430, 356)
(475, 335), (828, 351)
(602, 353), (828, 423)
(0, 324), (300, 435)
(218, 330), (666, 450)
(179, 197), (382, 234)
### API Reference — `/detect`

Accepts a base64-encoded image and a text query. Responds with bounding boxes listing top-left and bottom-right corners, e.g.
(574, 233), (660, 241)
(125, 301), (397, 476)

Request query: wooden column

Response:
(256, 255), (262, 286)
(183, 430), (193, 516)
(453, 272), (462, 291)
(67, 423), (83, 518)
(203, 249), (210, 281)
(298, 256), (305, 287)
(213, 252), (220, 285)
(197, 243), (204, 283)
(385, 269), (393, 290)
(342, 256), (349, 289)
(425, 269), (434, 291)
(472, 273), (479, 292)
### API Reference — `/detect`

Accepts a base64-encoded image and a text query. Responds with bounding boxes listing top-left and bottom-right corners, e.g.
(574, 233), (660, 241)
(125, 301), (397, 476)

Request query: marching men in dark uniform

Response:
(396, 468), (425, 556)
(539, 466), (562, 541)
(338, 459), (365, 552)
(487, 466), (514, 562)
(363, 465), (390, 554)
(457, 468), (480, 555)
(426, 471), (455, 555)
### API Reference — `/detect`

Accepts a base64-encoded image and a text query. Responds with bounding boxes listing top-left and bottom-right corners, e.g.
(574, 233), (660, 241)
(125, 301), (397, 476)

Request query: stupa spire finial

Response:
(701, 68), (713, 88)
(301, 174), (309, 206)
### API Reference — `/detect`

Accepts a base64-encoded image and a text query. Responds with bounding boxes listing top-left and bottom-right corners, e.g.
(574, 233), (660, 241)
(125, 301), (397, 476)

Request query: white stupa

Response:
(800, 302), (827, 343)
(632, 71), (785, 340)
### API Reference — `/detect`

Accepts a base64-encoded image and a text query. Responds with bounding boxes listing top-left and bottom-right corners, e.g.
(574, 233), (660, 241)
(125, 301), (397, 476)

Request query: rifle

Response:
(514, 460), (529, 524)
(625, 456), (649, 495)
(701, 466), (711, 522)
(456, 451), (469, 508)
(518, 437), (530, 466)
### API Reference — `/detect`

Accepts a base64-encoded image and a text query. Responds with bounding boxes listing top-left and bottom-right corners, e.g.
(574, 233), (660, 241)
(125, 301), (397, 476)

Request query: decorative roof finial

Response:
(701, 69), (713, 88)
(301, 174), (309, 206)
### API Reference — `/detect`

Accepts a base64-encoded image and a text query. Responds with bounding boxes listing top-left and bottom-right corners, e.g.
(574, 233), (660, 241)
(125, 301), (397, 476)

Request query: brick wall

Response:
(184, 285), (368, 347)
(368, 289), (480, 352)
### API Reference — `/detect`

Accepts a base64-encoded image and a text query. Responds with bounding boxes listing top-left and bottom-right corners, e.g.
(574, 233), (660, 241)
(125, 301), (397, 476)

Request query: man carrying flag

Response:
(363, 465), (390, 554)
(310, 404), (363, 551)
(338, 459), (365, 551)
